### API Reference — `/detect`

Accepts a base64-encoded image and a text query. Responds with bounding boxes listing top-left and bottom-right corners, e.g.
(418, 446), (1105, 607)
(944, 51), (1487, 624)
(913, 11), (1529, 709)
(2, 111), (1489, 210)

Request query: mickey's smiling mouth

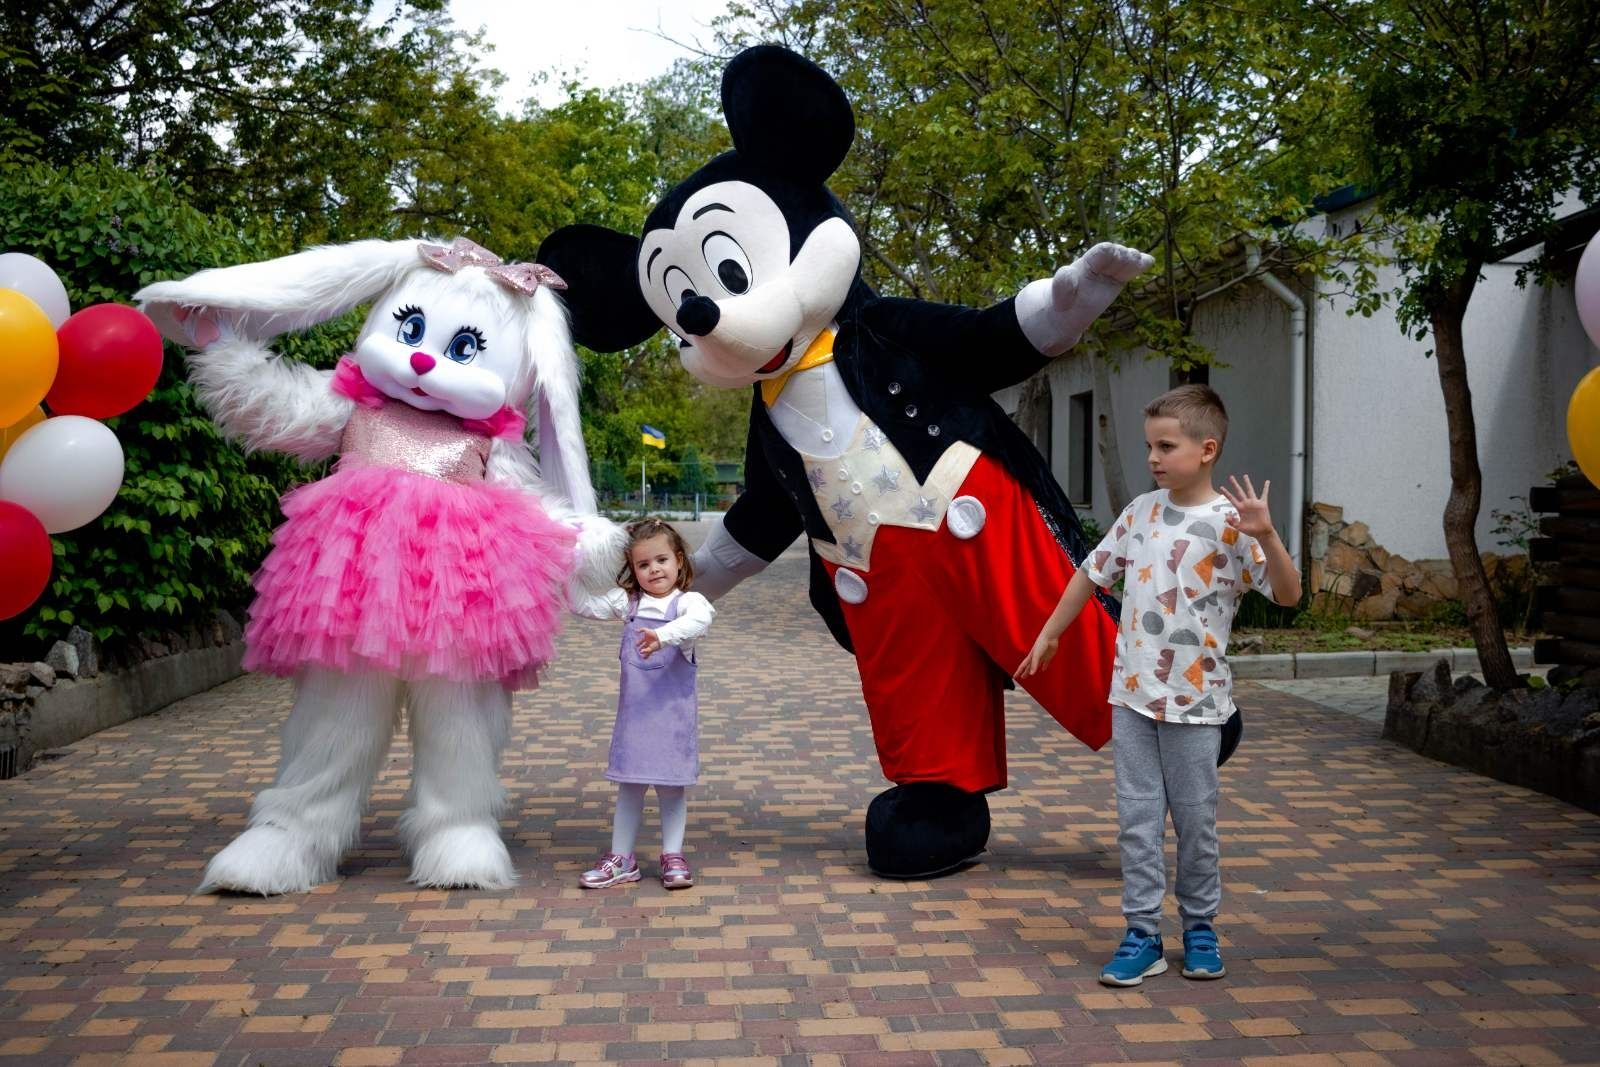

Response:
(412, 386), (428, 397)
(757, 341), (792, 375)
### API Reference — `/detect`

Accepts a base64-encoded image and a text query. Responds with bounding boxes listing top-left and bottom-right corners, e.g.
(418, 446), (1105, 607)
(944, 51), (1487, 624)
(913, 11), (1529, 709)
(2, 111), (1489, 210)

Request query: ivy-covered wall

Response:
(0, 160), (356, 659)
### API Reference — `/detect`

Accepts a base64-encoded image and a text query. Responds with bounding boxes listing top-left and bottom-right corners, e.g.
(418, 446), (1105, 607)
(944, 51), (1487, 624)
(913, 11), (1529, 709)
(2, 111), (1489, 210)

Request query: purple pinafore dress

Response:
(605, 593), (700, 786)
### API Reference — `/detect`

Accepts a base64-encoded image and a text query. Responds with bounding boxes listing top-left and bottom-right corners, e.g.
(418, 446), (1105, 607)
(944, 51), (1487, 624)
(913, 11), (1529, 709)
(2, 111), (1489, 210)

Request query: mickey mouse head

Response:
(540, 47), (867, 389)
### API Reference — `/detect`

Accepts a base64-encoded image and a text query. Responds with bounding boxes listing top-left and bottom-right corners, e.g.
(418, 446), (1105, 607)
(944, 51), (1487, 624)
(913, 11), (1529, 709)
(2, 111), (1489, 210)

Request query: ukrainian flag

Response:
(641, 424), (666, 449)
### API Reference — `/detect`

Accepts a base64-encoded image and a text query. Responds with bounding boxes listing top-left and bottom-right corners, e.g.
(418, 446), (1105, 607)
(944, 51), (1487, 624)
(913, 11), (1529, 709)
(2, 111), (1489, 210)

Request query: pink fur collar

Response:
(332, 356), (526, 440)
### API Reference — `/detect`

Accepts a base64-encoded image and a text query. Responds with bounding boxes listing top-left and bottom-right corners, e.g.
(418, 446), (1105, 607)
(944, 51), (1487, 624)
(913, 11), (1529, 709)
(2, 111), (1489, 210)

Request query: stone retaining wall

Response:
(1306, 501), (1529, 621)
(0, 617), (246, 777)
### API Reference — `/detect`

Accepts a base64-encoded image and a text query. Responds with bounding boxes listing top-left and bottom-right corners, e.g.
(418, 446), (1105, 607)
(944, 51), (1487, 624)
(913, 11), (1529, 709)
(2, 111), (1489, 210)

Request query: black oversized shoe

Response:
(1218, 708), (1243, 767)
(865, 782), (990, 879)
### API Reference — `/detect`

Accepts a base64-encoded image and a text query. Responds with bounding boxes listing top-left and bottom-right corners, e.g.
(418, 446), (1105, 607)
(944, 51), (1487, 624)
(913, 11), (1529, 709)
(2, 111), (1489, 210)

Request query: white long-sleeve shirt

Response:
(571, 588), (716, 653)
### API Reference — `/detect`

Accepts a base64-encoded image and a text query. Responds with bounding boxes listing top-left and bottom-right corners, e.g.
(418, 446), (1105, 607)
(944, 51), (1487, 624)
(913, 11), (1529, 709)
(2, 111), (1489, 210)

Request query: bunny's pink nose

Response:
(410, 352), (436, 375)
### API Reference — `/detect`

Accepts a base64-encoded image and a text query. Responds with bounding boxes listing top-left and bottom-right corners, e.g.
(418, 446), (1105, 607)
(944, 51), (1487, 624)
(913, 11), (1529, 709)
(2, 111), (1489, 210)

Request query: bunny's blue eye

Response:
(394, 304), (425, 346)
(446, 327), (485, 364)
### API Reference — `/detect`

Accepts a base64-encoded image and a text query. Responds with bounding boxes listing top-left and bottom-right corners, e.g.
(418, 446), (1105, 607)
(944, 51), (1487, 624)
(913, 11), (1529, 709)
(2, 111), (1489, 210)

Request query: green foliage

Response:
(1422, 599), (1469, 628)
(0, 1), (485, 245)
(1235, 590), (1302, 629)
(0, 159), (346, 656)
(715, 0), (1380, 362)
(0, 12), (743, 656)
(1315, 0), (1600, 333)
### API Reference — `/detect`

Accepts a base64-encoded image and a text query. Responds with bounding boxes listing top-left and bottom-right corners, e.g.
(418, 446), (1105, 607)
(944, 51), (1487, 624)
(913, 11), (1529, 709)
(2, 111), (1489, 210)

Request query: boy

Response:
(1017, 384), (1301, 985)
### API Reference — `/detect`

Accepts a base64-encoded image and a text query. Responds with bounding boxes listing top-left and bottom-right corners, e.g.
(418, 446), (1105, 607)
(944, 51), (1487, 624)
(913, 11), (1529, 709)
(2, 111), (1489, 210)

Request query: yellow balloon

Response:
(0, 288), (59, 426)
(1570, 366), (1600, 489)
(0, 405), (44, 464)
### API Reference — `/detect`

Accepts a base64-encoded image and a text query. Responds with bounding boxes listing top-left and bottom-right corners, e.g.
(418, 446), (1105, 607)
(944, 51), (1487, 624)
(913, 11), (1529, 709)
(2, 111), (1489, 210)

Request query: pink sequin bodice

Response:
(336, 401), (490, 484)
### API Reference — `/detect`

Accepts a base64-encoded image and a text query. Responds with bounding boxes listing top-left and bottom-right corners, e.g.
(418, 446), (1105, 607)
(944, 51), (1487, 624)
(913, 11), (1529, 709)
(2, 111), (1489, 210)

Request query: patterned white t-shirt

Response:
(1082, 489), (1274, 724)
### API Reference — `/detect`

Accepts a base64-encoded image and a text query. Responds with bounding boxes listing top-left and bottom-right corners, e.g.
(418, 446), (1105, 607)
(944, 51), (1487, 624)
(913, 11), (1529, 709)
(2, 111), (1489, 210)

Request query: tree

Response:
(676, 445), (711, 496)
(0, 158), (353, 653)
(0, 0), (508, 243)
(5, 0), (793, 515)
(714, 0), (1374, 516)
(1311, 0), (1600, 689)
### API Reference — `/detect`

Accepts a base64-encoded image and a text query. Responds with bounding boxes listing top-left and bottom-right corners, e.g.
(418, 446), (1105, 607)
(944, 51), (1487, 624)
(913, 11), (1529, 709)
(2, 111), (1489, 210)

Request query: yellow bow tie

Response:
(760, 329), (836, 407)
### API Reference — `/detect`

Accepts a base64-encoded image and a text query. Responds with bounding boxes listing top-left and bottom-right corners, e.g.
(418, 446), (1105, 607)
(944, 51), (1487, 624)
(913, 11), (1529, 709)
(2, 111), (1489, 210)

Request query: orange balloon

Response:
(0, 405), (44, 464)
(0, 288), (59, 426)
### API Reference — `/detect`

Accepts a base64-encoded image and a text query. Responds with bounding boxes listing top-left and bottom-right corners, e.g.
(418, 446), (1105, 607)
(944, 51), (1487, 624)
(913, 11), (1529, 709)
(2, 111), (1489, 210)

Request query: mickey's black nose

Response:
(676, 295), (721, 337)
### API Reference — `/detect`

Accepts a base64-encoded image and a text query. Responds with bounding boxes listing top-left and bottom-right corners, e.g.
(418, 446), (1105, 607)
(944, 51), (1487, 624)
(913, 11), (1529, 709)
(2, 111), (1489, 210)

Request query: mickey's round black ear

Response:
(537, 224), (663, 353)
(722, 45), (854, 184)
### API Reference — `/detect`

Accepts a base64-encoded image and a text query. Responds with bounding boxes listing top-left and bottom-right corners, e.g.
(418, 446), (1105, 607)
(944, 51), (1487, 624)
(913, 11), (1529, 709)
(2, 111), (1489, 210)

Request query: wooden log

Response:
(1539, 516), (1600, 540)
(1546, 613), (1600, 642)
(1531, 538), (1600, 563)
(1534, 637), (1600, 667)
(1529, 485), (1600, 514)
(1534, 585), (1600, 613)
(1558, 564), (1600, 591)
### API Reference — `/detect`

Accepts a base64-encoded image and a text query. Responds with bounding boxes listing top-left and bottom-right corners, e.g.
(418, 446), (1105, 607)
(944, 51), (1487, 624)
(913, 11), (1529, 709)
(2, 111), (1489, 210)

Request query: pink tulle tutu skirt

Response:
(242, 465), (577, 689)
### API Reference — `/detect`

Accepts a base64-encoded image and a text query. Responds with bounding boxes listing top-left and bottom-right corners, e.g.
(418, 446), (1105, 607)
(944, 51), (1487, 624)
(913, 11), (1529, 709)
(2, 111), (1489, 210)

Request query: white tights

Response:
(610, 782), (688, 857)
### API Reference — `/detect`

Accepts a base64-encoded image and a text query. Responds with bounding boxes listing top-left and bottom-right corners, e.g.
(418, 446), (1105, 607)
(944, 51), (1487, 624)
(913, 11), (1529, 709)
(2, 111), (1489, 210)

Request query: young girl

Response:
(573, 518), (715, 889)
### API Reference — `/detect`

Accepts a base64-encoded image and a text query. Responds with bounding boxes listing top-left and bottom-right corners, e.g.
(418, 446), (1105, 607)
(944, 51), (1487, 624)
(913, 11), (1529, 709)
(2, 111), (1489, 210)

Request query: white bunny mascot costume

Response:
(138, 237), (622, 894)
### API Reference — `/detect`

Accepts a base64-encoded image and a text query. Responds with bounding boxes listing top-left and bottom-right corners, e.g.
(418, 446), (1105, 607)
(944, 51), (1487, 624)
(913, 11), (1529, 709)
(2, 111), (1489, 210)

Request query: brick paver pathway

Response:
(3, 556), (1598, 1066)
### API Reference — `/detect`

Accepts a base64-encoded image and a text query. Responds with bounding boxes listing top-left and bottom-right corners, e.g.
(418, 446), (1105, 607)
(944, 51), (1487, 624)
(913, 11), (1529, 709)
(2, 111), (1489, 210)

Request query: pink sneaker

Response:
(579, 852), (640, 889)
(659, 853), (694, 889)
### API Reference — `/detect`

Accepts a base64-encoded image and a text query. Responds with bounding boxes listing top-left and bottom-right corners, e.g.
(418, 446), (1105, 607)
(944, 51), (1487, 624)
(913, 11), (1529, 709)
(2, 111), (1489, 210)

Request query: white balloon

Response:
(1578, 232), (1600, 352)
(0, 252), (71, 328)
(0, 415), (124, 533)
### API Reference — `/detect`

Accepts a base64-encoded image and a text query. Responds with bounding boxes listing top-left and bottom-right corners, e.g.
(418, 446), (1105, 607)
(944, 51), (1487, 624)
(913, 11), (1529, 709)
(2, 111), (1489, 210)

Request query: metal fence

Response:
(595, 492), (734, 520)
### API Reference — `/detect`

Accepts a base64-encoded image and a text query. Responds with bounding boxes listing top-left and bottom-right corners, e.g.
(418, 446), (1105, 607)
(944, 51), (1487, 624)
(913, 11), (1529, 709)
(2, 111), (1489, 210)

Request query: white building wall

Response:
(1001, 211), (1598, 565)
(1310, 229), (1598, 559)
(1003, 283), (1297, 543)
(1194, 286), (1297, 543)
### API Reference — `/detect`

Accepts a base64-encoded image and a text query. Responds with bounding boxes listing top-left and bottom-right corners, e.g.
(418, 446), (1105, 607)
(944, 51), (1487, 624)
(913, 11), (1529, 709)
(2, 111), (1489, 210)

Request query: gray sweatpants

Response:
(1113, 705), (1222, 934)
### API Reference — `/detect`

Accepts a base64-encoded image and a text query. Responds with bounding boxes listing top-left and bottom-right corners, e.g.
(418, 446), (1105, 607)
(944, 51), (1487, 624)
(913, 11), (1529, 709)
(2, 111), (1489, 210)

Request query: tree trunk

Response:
(1015, 372), (1052, 458)
(1091, 346), (1131, 515)
(1430, 276), (1520, 689)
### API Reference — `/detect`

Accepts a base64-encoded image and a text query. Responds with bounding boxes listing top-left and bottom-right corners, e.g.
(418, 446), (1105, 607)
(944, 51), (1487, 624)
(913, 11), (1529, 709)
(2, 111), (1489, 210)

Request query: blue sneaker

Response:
(1099, 928), (1167, 986)
(1181, 923), (1226, 979)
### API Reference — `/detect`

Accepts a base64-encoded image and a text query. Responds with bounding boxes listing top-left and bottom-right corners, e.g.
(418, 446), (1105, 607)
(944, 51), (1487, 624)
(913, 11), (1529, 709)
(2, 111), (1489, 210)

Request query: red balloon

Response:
(0, 500), (52, 621)
(46, 303), (164, 419)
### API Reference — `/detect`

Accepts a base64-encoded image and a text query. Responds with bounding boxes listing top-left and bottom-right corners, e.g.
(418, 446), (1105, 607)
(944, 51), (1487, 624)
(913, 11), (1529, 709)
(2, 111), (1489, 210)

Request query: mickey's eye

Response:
(393, 305), (425, 346)
(702, 232), (751, 294)
(662, 266), (697, 307)
(445, 327), (485, 364)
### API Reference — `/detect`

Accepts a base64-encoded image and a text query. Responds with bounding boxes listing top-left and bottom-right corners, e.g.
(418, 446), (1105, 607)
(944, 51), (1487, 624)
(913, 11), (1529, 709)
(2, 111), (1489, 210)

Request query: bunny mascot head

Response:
(137, 238), (622, 895)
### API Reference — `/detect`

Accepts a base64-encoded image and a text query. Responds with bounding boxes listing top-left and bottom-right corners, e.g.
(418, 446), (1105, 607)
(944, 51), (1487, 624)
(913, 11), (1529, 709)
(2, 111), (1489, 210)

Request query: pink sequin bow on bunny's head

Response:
(416, 237), (567, 296)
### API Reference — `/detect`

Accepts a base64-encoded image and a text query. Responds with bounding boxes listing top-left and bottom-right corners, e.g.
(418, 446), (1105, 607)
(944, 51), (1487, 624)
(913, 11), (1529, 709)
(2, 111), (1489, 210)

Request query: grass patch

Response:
(1235, 613), (1541, 655)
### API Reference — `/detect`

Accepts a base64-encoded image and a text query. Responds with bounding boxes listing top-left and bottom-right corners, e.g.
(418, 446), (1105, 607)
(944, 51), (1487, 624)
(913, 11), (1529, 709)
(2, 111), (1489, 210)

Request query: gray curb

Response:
(24, 642), (246, 755)
(1232, 646), (1535, 680)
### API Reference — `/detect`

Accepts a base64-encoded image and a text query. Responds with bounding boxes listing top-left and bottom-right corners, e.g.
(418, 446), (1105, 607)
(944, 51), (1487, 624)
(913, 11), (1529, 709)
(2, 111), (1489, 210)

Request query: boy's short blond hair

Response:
(1144, 384), (1228, 453)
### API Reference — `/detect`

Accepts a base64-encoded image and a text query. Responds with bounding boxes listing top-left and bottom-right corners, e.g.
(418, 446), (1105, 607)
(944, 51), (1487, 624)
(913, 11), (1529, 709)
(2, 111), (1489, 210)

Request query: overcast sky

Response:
(448, 0), (732, 111)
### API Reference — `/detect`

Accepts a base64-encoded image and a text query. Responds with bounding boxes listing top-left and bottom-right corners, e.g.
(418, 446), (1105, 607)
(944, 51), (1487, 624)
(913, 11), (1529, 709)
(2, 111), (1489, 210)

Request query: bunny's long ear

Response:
(525, 285), (600, 516)
(135, 239), (425, 345)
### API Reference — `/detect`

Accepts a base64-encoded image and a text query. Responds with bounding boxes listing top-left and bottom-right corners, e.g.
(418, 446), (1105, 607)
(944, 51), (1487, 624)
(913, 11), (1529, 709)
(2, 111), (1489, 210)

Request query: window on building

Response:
(1069, 390), (1092, 505)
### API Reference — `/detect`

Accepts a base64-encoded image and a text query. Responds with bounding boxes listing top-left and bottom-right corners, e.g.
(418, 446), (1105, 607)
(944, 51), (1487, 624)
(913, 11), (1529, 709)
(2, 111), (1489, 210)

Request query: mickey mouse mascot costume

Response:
(541, 46), (1155, 879)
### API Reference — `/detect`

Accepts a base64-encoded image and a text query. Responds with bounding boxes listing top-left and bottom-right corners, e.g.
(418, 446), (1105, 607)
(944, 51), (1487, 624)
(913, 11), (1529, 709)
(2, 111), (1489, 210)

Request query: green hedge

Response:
(0, 160), (355, 658)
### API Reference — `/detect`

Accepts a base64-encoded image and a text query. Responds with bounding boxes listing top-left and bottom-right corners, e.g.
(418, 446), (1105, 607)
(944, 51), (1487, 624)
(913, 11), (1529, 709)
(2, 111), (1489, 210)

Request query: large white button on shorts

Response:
(834, 567), (869, 604)
(946, 495), (987, 539)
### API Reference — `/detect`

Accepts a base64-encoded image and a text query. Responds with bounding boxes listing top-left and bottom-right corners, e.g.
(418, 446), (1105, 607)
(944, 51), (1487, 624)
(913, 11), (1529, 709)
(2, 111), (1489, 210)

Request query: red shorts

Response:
(820, 454), (1116, 793)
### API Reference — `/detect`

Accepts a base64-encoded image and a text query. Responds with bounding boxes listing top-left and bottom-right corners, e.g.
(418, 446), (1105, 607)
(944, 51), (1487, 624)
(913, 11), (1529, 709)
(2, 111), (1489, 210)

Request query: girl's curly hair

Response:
(616, 517), (694, 595)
